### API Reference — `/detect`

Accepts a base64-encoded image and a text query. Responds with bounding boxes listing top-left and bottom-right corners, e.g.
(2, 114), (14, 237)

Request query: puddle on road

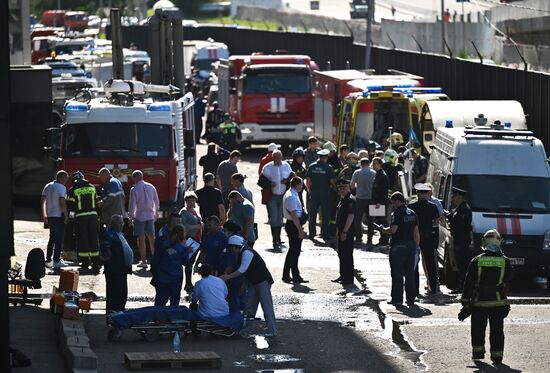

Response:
(232, 361), (249, 368)
(250, 335), (270, 350)
(249, 354), (301, 364)
(256, 369), (305, 373)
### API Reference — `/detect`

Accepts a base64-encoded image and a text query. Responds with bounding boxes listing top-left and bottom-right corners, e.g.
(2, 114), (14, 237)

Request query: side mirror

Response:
(229, 77), (237, 89)
(44, 127), (61, 160)
(229, 87), (237, 94)
(184, 147), (196, 158)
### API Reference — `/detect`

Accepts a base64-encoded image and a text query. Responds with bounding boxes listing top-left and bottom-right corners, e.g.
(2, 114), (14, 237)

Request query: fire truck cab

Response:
(50, 80), (196, 219)
(218, 54), (317, 146)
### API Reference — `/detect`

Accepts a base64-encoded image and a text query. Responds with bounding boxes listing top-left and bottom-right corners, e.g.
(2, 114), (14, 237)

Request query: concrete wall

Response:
(489, 0), (550, 25)
(231, 0), (283, 18)
(382, 19), (495, 57)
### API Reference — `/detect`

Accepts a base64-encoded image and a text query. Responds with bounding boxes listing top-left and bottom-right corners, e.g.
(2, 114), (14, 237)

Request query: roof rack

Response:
(463, 129), (534, 137)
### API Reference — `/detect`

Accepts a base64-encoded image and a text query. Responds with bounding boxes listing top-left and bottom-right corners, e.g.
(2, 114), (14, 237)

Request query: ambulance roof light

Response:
(66, 102), (88, 112)
(149, 103), (171, 112)
(445, 120), (453, 128)
(422, 87), (443, 93)
(504, 122), (512, 128)
(395, 84), (413, 89)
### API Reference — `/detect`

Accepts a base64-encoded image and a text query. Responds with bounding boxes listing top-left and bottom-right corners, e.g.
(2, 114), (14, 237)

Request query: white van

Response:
(428, 124), (550, 286)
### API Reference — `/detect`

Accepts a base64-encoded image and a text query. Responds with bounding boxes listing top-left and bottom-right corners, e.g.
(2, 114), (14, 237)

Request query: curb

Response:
(56, 318), (98, 372)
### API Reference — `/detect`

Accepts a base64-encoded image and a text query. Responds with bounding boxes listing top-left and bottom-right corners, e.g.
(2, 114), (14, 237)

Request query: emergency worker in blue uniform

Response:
(459, 229), (512, 364)
(100, 215), (132, 316)
(219, 113), (242, 151)
(151, 225), (191, 306)
(67, 171), (100, 273)
(305, 149), (336, 241)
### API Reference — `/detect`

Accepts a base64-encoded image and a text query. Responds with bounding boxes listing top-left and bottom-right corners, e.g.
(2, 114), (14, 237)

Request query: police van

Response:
(427, 123), (550, 286)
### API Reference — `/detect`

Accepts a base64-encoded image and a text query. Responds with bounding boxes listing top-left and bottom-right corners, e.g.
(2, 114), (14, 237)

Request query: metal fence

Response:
(119, 25), (550, 151)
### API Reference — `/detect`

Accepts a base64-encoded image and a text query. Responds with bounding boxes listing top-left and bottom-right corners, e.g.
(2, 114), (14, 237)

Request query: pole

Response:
(462, 1), (465, 54)
(365, 0), (374, 69)
(0, 0), (14, 371)
(110, 8), (124, 80)
(441, 0), (445, 54)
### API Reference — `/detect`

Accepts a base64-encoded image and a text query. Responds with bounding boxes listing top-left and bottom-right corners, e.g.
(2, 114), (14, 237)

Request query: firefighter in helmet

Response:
(67, 171), (101, 273)
(219, 113), (242, 151)
(459, 229), (512, 365)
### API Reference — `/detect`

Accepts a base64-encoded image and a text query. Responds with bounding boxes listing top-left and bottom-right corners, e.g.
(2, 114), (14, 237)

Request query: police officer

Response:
(379, 192), (420, 306)
(332, 179), (357, 285)
(219, 113), (242, 151)
(409, 183), (440, 295)
(305, 149), (336, 241)
(459, 229), (512, 364)
(448, 186), (473, 294)
(67, 171), (100, 273)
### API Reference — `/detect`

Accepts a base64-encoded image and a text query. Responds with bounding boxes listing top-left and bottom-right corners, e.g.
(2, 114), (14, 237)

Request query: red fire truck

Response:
(47, 80), (197, 219)
(218, 54), (318, 147)
(314, 69), (424, 145)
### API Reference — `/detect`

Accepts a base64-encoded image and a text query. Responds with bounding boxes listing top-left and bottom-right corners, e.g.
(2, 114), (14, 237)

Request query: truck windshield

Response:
(453, 175), (550, 213)
(243, 74), (311, 94)
(63, 123), (171, 158)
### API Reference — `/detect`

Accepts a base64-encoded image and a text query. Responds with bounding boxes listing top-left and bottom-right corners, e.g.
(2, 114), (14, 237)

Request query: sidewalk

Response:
(10, 305), (65, 373)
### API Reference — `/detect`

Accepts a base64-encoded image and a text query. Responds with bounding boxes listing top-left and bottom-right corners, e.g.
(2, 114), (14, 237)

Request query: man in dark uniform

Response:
(409, 183), (440, 295)
(67, 171), (100, 273)
(332, 179), (356, 286)
(205, 101), (224, 143)
(219, 113), (242, 151)
(459, 229), (512, 364)
(448, 186), (472, 293)
(199, 143), (228, 178)
(288, 147), (306, 205)
(379, 192), (420, 306)
(325, 142), (343, 239)
(305, 149), (336, 241)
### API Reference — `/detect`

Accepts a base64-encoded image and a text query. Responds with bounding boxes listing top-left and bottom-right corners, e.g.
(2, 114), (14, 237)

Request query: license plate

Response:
(509, 257), (525, 266)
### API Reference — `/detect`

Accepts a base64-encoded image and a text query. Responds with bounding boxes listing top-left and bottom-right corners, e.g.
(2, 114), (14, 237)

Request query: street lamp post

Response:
(365, 0), (374, 69)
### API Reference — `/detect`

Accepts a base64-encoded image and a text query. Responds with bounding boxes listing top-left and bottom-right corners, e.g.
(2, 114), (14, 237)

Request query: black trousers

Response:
(74, 214), (99, 258)
(419, 234), (439, 293)
(283, 220), (303, 279)
(105, 272), (127, 312)
(354, 198), (374, 243)
(338, 231), (355, 284)
(454, 239), (471, 289)
(471, 306), (510, 359)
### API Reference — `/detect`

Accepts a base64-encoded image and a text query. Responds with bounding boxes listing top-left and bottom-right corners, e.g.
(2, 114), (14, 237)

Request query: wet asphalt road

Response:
(11, 143), (550, 372)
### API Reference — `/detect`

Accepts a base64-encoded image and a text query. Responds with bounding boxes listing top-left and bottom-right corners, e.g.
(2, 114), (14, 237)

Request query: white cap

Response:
(414, 183), (430, 192)
(227, 235), (245, 246)
(267, 143), (280, 152)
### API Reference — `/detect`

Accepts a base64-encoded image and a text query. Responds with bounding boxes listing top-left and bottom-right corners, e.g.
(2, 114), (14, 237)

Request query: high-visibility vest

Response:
(471, 255), (510, 307)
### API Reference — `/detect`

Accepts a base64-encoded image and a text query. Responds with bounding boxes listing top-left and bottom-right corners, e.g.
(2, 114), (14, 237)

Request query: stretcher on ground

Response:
(107, 306), (249, 341)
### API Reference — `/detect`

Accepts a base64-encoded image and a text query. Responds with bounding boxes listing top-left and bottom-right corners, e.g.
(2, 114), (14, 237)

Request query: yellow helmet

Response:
(482, 229), (501, 248)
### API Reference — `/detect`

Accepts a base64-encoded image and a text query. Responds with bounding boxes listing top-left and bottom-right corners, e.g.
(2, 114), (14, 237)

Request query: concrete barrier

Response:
(56, 316), (98, 372)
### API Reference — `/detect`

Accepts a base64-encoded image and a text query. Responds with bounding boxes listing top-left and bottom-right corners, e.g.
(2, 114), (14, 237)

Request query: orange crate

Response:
(59, 270), (79, 292)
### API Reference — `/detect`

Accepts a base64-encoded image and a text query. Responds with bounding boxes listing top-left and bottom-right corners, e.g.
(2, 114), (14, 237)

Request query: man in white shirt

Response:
(191, 264), (229, 319)
(282, 177), (307, 284)
(261, 150), (294, 249)
(41, 170), (69, 268)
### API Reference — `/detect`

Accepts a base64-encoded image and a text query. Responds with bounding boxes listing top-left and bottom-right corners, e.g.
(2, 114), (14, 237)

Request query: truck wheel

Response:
(444, 245), (459, 290)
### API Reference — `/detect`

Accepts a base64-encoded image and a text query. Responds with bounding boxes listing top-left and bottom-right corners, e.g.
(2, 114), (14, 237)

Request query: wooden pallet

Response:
(124, 351), (222, 370)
